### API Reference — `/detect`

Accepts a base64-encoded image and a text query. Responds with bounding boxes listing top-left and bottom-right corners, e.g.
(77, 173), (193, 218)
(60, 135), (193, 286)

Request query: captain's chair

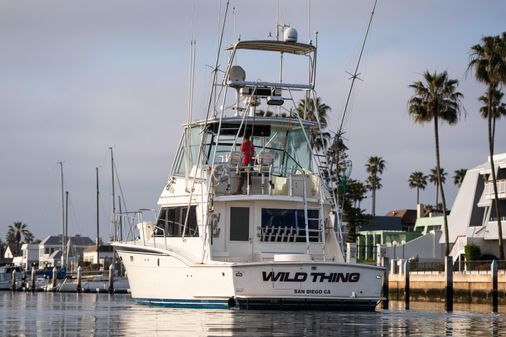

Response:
(255, 152), (275, 194)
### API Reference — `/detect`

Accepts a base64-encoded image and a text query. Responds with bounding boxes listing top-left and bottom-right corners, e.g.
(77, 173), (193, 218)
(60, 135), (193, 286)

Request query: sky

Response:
(0, 0), (505, 242)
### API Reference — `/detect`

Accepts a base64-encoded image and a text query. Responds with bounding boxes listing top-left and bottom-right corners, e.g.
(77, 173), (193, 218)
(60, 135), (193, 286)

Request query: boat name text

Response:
(262, 271), (360, 283)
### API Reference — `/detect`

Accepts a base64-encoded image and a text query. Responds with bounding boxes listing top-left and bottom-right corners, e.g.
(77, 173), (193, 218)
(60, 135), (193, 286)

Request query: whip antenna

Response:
(337, 0), (378, 134)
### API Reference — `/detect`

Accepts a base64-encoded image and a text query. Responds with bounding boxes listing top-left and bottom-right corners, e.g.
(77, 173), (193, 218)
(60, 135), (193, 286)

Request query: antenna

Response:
(337, 0), (378, 134)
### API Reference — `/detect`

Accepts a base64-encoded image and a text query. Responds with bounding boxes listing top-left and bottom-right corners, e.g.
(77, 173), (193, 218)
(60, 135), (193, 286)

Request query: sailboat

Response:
(112, 18), (384, 310)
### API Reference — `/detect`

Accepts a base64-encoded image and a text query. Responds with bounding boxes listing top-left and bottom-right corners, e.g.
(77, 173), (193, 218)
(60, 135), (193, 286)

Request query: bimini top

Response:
(225, 40), (316, 55)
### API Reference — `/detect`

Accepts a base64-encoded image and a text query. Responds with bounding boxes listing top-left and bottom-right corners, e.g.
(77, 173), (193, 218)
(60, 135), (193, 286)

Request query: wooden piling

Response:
(108, 264), (114, 294)
(491, 260), (498, 313)
(76, 266), (82, 293)
(382, 257), (389, 310)
(31, 267), (36, 292)
(11, 270), (17, 292)
(51, 267), (57, 291)
(445, 256), (453, 312)
(404, 260), (410, 310)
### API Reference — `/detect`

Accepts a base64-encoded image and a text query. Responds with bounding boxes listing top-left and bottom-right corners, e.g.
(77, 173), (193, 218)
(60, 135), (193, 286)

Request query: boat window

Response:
(260, 208), (320, 242)
(173, 126), (203, 176)
(230, 207), (250, 241)
(155, 206), (199, 237)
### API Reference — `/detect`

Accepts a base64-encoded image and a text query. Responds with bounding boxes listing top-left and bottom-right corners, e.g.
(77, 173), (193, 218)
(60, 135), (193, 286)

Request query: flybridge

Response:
(262, 271), (360, 283)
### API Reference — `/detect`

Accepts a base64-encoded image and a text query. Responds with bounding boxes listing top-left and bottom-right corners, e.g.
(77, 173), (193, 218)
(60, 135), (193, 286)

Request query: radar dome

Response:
(228, 65), (246, 82)
(283, 27), (298, 42)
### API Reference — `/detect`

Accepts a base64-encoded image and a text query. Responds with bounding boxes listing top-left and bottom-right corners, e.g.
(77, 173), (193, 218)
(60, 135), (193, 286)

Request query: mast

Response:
(96, 167), (100, 265)
(65, 190), (69, 270)
(109, 147), (116, 241)
(58, 161), (65, 269)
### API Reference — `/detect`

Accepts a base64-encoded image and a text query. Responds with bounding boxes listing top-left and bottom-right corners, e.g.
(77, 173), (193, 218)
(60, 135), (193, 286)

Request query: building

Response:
(447, 153), (506, 260)
(38, 235), (95, 268)
(14, 244), (39, 269)
(83, 244), (115, 268)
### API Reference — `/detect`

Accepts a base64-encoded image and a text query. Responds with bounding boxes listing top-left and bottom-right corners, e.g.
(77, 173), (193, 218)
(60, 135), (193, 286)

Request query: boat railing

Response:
(212, 167), (321, 199)
(258, 225), (321, 243)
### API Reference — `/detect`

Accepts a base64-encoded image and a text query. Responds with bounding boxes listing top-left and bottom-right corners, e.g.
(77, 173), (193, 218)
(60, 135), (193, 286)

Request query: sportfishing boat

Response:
(112, 24), (384, 310)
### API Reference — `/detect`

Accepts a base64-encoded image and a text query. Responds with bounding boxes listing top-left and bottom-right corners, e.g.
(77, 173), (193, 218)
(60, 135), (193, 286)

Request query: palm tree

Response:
(365, 156), (385, 216)
(453, 169), (467, 187)
(478, 88), (506, 148)
(408, 171), (428, 204)
(469, 34), (506, 259)
(296, 97), (331, 151)
(408, 71), (464, 256)
(429, 166), (447, 207)
(6, 222), (34, 255)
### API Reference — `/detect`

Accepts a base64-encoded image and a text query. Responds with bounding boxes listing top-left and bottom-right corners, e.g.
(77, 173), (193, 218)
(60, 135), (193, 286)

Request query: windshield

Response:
(172, 122), (313, 177)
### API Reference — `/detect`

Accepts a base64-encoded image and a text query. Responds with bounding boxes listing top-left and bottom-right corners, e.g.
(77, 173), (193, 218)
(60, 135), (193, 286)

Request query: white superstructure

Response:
(112, 27), (384, 310)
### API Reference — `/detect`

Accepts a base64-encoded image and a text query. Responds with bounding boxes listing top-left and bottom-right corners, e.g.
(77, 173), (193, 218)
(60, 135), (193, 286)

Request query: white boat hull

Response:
(115, 245), (384, 310)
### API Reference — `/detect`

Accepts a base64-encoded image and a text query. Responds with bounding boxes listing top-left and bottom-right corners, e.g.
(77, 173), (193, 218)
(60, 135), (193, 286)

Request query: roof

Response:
(226, 40), (316, 55)
(359, 216), (403, 231)
(385, 209), (417, 226)
(41, 235), (94, 247)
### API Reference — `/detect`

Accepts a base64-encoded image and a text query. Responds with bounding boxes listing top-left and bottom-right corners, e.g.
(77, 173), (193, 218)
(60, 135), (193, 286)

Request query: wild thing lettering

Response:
(262, 271), (360, 283)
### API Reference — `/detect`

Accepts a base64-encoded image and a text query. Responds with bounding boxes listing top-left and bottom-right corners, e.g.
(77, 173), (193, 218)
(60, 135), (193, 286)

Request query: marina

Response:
(1, 0), (506, 335)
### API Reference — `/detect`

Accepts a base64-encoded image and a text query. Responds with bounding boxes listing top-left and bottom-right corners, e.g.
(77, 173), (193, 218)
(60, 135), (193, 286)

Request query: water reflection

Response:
(1, 293), (506, 336)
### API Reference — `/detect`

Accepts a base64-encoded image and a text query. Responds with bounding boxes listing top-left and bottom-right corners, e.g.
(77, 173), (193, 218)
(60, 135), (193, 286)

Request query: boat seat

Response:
(228, 151), (242, 174)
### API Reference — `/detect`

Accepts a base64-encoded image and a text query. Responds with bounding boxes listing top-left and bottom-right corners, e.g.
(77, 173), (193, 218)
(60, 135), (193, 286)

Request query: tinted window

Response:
(230, 207), (250, 241)
(261, 208), (320, 242)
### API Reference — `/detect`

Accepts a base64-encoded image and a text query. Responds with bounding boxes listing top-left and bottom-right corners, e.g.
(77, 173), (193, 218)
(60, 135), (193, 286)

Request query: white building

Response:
(83, 244), (114, 268)
(448, 153), (506, 260)
(38, 235), (95, 268)
(13, 244), (39, 269)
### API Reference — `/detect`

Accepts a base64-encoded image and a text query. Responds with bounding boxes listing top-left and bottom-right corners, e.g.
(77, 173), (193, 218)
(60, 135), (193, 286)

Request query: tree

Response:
(6, 222), (34, 256)
(408, 171), (428, 204)
(429, 166), (447, 208)
(453, 169), (467, 187)
(296, 97), (331, 151)
(346, 179), (368, 208)
(469, 33), (506, 259)
(478, 88), (506, 143)
(408, 70), (464, 256)
(365, 156), (385, 216)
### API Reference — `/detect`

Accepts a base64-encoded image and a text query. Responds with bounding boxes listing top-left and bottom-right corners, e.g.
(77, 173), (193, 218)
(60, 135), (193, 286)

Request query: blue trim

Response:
(135, 298), (230, 309)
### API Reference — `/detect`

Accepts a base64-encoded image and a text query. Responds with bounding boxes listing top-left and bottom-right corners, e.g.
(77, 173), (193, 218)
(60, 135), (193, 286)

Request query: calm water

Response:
(1, 292), (506, 336)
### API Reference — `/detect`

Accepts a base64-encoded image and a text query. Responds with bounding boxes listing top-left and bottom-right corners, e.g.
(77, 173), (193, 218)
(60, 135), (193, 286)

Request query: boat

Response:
(0, 266), (24, 291)
(112, 20), (384, 310)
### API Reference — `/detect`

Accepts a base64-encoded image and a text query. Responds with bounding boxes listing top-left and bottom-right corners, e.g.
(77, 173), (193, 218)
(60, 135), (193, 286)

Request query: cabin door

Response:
(227, 205), (253, 259)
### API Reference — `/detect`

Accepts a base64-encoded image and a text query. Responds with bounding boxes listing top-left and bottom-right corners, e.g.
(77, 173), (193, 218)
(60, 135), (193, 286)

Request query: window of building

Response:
(155, 206), (199, 237)
(260, 208), (320, 242)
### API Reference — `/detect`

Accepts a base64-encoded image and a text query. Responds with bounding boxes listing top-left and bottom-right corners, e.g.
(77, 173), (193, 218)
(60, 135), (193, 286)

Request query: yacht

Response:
(112, 26), (384, 310)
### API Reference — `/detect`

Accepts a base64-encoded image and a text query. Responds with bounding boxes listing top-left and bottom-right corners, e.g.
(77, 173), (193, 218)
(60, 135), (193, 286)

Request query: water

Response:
(1, 293), (506, 336)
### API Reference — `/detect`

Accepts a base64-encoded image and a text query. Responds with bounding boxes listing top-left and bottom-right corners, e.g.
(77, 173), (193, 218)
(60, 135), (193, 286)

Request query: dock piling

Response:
(77, 266), (82, 293)
(31, 267), (36, 292)
(108, 264), (114, 294)
(51, 267), (57, 291)
(404, 260), (410, 310)
(445, 256), (453, 312)
(11, 270), (17, 292)
(381, 257), (389, 310)
(491, 260), (498, 312)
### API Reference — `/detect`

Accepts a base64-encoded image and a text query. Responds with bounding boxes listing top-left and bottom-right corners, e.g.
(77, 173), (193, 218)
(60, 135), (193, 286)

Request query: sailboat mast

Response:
(109, 147), (116, 241)
(96, 167), (100, 265)
(65, 191), (69, 269)
(58, 161), (65, 268)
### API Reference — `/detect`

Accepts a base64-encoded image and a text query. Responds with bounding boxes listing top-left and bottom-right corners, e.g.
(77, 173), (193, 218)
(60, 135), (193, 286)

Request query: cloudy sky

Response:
(0, 0), (505, 241)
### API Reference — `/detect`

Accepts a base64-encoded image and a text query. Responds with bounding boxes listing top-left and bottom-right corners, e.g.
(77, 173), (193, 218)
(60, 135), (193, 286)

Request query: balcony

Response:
(484, 179), (506, 200)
